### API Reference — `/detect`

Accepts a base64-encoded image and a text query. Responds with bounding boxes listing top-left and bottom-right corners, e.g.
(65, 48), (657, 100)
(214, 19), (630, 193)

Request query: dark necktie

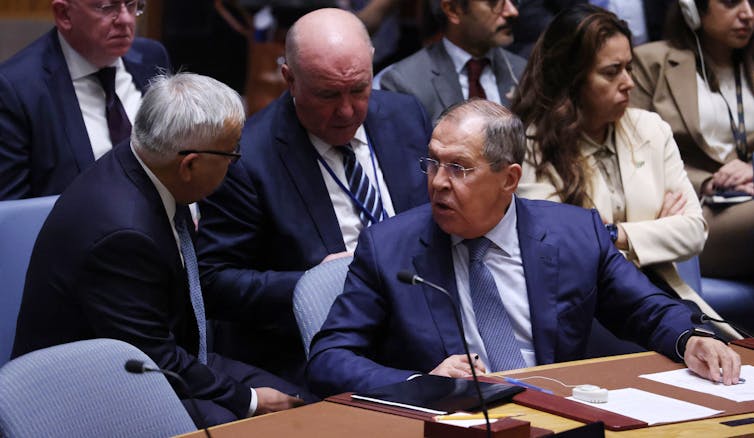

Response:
(466, 58), (489, 100)
(95, 67), (132, 146)
(338, 144), (385, 227)
(175, 210), (208, 364)
(465, 237), (526, 372)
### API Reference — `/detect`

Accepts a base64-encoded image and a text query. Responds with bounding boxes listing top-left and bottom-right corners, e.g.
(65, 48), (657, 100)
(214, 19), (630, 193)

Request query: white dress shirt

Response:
(442, 38), (502, 105)
(59, 31), (142, 160)
(451, 197), (535, 371)
(310, 126), (396, 252)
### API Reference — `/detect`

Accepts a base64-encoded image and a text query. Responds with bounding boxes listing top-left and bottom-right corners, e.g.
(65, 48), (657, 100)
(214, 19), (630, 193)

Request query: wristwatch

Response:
(605, 223), (619, 243)
(676, 327), (726, 359)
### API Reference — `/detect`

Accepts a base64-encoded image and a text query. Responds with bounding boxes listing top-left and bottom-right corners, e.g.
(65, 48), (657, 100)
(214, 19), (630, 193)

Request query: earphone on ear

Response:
(679, 0), (702, 31)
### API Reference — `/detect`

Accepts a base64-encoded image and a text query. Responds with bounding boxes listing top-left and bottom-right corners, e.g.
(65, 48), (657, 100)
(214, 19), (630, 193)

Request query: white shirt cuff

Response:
(248, 388), (258, 417)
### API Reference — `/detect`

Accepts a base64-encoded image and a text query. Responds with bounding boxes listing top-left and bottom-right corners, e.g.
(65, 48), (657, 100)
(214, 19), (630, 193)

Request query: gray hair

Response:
(132, 72), (245, 163)
(436, 99), (525, 170)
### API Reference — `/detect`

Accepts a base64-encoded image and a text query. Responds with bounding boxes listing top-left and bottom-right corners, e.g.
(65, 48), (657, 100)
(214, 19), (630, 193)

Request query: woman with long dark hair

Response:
(512, 4), (739, 338)
(632, 0), (754, 280)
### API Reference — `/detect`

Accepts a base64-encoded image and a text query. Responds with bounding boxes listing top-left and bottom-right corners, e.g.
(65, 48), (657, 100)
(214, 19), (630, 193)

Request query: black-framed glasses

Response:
(474, 0), (516, 14)
(178, 145), (242, 164)
(89, 0), (146, 20)
(419, 157), (499, 180)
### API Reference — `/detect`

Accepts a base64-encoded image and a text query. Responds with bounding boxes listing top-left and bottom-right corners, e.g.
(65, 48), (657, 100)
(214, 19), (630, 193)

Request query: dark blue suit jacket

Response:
(12, 144), (307, 426)
(306, 200), (695, 397)
(197, 90), (432, 383)
(0, 29), (170, 200)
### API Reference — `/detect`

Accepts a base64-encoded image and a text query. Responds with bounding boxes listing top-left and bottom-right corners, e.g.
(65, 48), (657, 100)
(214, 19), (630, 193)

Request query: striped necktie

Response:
(465, 237), (526, 372)
(338, 143), (385, 227)
(175, 210), (207, 364)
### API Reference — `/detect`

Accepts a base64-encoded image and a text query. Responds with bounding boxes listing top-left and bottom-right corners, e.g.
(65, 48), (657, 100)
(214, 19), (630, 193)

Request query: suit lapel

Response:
(428, 43), (464, 111)
(515, 198), (559, 364)
(364, 93), (418, 213)
(45, 31), (94, 171)
(123, 50), (154, 91)
(491, 48), (517, 105)
(665, 49), (706, 151)
(275, 94), (346, 254)
(412, 220), (464, 357)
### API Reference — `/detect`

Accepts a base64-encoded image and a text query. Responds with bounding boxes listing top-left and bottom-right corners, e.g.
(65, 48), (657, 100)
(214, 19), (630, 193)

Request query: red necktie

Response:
(466, 58), (489, 100)
(95, 67), (132, 146)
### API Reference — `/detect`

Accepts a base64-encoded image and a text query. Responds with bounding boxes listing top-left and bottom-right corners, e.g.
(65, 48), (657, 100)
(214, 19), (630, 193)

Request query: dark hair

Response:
(510, 4), (631, 207)
(437, 99), (526, 168)
(664, 0), (754, 92)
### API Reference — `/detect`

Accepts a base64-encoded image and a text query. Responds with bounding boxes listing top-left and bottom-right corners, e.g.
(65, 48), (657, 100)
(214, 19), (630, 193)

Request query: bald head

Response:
(285, 8), (373, 73)
(281, 8), (375, 146)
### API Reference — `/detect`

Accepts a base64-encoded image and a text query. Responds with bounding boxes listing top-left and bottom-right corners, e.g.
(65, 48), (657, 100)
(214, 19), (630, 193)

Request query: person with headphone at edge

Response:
(631, 0), (754, 280)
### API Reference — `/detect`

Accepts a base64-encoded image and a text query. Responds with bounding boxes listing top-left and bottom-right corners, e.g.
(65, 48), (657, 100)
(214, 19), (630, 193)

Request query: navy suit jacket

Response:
(0, 29), (170, 200)
(307, 200), (695, 397)
(197, 90), (432, 382)
(12, 144), (306, 425)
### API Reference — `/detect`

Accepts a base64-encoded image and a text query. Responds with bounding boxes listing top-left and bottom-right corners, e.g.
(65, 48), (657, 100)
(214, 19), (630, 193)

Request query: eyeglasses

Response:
(419, 157), (500, 180)
(474, 0), (515, 14)
(89, 0), (146, 20)
(178, 145), (242, 164)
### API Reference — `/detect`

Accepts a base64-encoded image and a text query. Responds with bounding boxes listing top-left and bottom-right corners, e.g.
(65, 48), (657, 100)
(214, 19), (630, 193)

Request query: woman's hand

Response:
(658, 191), (686, 218)
(712, 159), (753, 190)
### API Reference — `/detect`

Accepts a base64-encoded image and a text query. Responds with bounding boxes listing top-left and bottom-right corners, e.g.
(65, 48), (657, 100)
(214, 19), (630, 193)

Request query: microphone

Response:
(397, 270), (493, 438)
(691, 313), (753, 339)
(125, 360), (212, 438)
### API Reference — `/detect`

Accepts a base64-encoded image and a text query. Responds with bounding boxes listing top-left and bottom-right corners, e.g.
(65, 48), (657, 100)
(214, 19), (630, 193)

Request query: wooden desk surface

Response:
(178, 348), (754, 438)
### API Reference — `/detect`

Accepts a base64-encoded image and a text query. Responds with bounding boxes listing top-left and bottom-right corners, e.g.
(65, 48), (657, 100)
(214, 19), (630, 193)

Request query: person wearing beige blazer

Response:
(513, 4), (741, 339)
(631, 0), (754, 279)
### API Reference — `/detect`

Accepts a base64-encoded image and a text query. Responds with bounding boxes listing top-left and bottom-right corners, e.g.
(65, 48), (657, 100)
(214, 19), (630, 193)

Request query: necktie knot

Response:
(465, 58), (489, 99)
(337, 143), (356, 161)
(95, 67), (118, 104)
(464, 237), (492, 263)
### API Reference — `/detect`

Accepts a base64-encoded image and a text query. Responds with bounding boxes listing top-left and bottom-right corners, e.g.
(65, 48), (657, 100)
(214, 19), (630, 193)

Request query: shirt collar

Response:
(130, 143), (177, 223)
(309, 125), (368, 158)
(581, 123), (616, 158)
(58, 29), (125, 81)
(451, 195), (518, 256)
(442, 37), (493, 76)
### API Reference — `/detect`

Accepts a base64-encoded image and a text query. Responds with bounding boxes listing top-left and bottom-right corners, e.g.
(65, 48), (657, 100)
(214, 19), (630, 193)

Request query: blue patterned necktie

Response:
(175, 211), (208, 364)
(338, 144), (385, 227)
(94, 67), (132, 145)
(465, 237), (526, 372)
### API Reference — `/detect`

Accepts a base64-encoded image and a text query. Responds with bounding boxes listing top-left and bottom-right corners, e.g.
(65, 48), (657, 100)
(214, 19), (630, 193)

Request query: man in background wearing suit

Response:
(379, 0), (526, 121)
(307, 100), (741, 397)
(0, 0), (170, 200)
(13, 73), (311, 427)
(197, 8), (432, 386)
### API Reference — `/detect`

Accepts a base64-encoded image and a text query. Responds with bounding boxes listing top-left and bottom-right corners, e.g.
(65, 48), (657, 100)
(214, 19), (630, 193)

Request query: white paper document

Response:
(640, 365), (754, 402)
(567, 388), (722, 425)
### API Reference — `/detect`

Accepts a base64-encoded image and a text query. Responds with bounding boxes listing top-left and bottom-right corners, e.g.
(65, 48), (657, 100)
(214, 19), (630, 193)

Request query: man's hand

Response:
(254, 388), (304, 416)
(684, 337), (742, 385)
(429, 354), (486, 378)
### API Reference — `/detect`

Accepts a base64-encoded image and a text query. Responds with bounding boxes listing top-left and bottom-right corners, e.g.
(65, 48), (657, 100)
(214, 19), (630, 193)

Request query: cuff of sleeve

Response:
(248, 388), (258, 417)
(407, 374), (423, 381)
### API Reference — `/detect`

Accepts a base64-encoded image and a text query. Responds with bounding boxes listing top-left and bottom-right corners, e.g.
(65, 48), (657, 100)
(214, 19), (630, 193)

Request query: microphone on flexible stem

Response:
(397, 270), (492, 438)
(691, 313), (754, 339)
(125, 360), (212, 438)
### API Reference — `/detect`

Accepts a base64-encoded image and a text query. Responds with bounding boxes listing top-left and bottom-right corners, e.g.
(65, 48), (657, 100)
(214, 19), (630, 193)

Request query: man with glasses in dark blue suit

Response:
(0, 0), (170, 200)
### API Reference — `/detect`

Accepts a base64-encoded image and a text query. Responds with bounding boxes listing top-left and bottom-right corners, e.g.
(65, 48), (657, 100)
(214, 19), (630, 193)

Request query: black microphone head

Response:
(397, 270), (417, 285)
(124, 359), (146, 374)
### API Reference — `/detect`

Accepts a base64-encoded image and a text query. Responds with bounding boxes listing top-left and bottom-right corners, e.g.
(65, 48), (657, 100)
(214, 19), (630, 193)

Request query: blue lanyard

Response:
(731, 62), (748, 161)
(316, 134), (387, 224)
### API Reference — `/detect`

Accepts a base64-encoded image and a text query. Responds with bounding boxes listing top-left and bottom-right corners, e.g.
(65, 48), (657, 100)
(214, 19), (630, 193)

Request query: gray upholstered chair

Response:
(0, 338), (196, 438)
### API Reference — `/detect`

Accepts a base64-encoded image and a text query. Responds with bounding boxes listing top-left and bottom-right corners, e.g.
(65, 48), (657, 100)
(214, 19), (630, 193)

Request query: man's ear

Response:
(52, 0), (73, 30)
(501, 163), (522, 193)
(177, 154), (195, 183)
(441, 0), (463, 26)
(281, 63), (295, 95)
